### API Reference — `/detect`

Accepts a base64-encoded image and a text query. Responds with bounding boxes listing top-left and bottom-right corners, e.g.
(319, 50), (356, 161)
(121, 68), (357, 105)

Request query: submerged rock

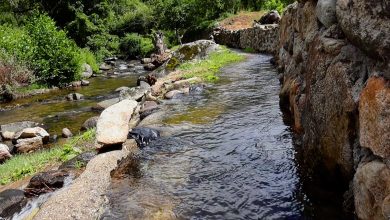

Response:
(165, 90), (184, 99)
(25, 170), (70, 197)
(96, 100), (138, 148)
(66, 93), (84, 101)
(0, 189), (27, 219)
(128, 127), (160, 148)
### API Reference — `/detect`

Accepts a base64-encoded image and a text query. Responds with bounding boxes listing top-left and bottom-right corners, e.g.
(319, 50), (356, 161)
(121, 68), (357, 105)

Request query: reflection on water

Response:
(103, 53), (330, 220)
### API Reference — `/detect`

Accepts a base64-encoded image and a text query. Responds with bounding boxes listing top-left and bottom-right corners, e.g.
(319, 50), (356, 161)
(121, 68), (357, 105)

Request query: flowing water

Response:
(101, 53), (347, 220)
(0, 61), (145, 136)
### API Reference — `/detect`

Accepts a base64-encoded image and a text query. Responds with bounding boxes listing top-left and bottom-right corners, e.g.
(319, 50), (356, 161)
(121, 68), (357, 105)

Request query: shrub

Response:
(119, 33), (155, 58)
(25, 14), (82, 86)
(87, 33), (120, 61)
(261, 0), (291, 14)
(80, 48), (99, 73)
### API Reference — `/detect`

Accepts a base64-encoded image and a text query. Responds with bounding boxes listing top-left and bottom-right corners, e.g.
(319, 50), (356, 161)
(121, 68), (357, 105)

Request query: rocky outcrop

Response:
(214, 25), (279, 54)
(96, 99), (138, 148)
(277, 1), (390, 219)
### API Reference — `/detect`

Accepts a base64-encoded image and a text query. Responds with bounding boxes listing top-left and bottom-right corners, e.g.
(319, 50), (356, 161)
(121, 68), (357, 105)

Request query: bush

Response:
(119, 33), (155, 58)
(261, 0), (291, 14)
(25, 14), (82, 86)
(87, 33), (120, 61)
(80, 48), (99, 73)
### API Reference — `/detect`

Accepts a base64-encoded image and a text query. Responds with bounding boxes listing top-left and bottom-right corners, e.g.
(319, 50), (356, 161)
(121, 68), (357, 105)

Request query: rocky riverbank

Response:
(0, 40), (244, 219)
(276, 1), (389, 219)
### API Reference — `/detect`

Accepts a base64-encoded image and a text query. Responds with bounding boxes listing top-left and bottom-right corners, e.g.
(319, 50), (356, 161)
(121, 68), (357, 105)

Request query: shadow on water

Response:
(103, 53), (351, 219)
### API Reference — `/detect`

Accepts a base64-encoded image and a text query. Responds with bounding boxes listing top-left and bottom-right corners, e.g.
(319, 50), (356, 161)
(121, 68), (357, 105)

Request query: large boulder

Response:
(14, 127), (49, 144)
(96, 100), (138, 147)
(25, 170), (69, 197)
(359, 77), (390, 158)
(336, 0), (390, 61)
(316, 0), (337, 28)
(15, 137), (43, 153)
(0, 144), (12, 162)
(0, 189), (27, 219)
(354, 161), (390, 220)
(119, 87), (148, 102)
(93, 98), (120, 111)
(80, 116), (99, 131)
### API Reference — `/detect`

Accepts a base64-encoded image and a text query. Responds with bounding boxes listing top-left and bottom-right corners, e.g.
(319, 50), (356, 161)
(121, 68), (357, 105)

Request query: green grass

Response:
(0, 129), (96, 185)
(13, 83), (48, 94)
(179, 47), (245, 82)
(244, 47), (256, 53)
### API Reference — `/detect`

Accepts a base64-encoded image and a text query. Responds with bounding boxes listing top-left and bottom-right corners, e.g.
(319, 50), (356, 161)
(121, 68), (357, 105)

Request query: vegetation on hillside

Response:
(0, 0), (293, 89)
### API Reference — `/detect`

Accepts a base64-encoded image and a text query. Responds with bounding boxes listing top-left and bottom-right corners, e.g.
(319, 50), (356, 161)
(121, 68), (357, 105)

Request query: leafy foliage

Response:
(120, 33), (155, 58)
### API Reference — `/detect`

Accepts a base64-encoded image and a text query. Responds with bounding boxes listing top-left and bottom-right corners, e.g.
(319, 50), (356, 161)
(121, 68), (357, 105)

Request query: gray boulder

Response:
(81, 80), (90, 86)
(66, 93), (84, 101)
(14, 127), (50, 144)
(0, 121), (40, 135)
(119, 87), (147, 102)
(62, 128), (73, 138)
(316, 0), (337, 28)
(96, 100), (138, 147)
(81, 63), (93, 79)
(165, 90), (184, 99)
(93, 98), (120, 111)
(81, 116), (99, 131)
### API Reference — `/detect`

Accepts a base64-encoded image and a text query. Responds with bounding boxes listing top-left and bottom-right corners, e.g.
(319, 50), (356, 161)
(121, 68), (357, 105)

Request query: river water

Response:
(101, 53), (347, 219)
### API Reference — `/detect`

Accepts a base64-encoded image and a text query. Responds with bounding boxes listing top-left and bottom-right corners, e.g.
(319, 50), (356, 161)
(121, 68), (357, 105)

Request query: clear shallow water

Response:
(102, 53), (325, 220)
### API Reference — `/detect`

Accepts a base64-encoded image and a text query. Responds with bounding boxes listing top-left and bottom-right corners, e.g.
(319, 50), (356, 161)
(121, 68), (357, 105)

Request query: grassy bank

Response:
(180, 47), (245, 82)
(0, 129), (96, 185)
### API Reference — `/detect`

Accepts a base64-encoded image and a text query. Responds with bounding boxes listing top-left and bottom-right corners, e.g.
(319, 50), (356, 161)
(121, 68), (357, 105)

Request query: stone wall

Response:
(214, 24), (279, 54)
(277, 0), (390, 219)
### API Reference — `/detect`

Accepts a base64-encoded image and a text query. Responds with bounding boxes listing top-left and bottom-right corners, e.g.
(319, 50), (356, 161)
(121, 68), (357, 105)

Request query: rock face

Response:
(0, 189), (26, 219)
(214, 25), (279, 54)
(96, 100), (138, 147)
(276, 1), (390, 219)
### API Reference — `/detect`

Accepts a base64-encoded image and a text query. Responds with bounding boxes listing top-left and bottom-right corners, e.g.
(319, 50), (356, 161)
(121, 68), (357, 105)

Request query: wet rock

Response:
(14, 127), (50, 144)
(50, 135), (58, 143)
(336, 0), (390, 60)
(128, 127), (160, 148)
(81, 80), (90, 86)
(164, 90), (184, 99)
(15, 137), (43, 153)
(137, 76), (147, 86)
(144, 63), (156, 71)
(104, 57), (118, 62)
(71, 81), (82, 87)
(145, 91), (158, 102)
(62, 128), (73, 138)
(316, 0), (337, 28)
(96, 100), (138, 148)
(115, 86), (131, 93)
(1, 131), (15, 140)
(94, 98), (120, 111)
(0, 144), (12, 162)
(173, 77), (201, 90)
(0, 189), (27, 219)
(139, 81), (151, 90)
(140, 108), (161, 121)
(141, 58), (152, 64)
(189, 84), (205, 94)
(139, 111), (165, 127)
(118, 64), (128, 70)
(59, 151), (97, 169)
(66, 93), (84, 101)
(119, 87), (147, 102)
(141, 101), (158, 112)
(25, 170), (69, 197)
(359, 77), (390, 158)
(81, 63), (93, 79)
(99, 63), (112, 71)
(354, 161), (390, 220)
(0, 121), (40, 135)
(81, 116), (99, 131)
